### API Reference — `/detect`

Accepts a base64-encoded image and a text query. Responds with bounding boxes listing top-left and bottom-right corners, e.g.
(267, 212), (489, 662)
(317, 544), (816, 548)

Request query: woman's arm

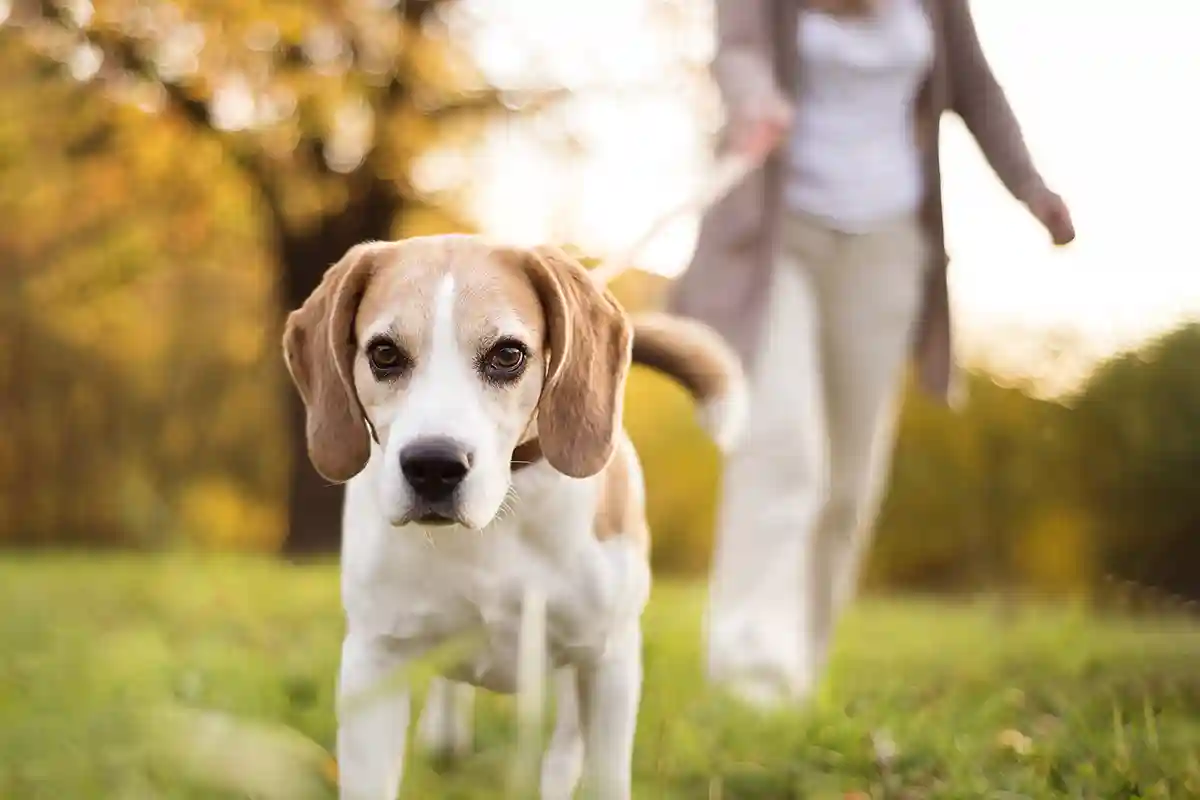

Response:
(943, 0), (1047, 204)
(712, 0), (791, 139)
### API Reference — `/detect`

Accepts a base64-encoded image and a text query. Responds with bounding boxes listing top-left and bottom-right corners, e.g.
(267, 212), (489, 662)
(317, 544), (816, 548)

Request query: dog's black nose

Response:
(400, 438), (473, 501)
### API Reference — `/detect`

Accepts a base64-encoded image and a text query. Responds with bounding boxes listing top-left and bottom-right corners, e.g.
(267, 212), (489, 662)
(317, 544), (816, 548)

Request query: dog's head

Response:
(282, 235), (632, 530)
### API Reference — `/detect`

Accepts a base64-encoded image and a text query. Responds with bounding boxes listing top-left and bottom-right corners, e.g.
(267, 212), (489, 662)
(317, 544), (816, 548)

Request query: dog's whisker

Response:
(494, 485), (521, 526)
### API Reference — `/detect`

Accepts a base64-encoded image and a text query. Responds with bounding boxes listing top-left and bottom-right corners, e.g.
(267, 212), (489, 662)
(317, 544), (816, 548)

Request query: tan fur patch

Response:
(499, 245), (634, 479)
(594, 433), (650, 555)
(628, 312), (739, 406)
(282, 242), (386, 483)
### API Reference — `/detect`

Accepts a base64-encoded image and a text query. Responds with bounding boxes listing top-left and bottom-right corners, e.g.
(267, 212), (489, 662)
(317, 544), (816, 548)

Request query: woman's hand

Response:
(728, 96), (794, 161)
(1027, 189), (1075, 246)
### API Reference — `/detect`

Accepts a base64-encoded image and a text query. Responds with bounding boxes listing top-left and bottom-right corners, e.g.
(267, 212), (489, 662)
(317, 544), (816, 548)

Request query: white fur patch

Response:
(699, 376), (749, 454)
(431, 273), (457, 356)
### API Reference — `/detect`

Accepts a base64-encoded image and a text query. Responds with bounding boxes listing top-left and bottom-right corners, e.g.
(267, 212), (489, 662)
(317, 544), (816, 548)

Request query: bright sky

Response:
(460, 0), (1200, 383)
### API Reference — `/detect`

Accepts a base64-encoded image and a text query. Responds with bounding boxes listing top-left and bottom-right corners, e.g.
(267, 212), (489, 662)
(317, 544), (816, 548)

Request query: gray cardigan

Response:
(667, 0), (1051, 403)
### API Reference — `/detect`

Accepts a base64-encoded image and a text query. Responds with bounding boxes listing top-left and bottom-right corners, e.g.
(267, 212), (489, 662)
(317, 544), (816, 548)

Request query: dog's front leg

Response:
(540, 667), (585, 799)
(337, 633), (412, 800)
(575, 624), (643, 800)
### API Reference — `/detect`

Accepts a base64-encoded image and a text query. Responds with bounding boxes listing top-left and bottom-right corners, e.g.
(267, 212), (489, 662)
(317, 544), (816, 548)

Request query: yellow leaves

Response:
(221, 316), (271, 368)
(177, 477), (285, 552)
(1014, 506), (1094, 595)
(624, 368), (721, 572)
(380, 102), (441, 163)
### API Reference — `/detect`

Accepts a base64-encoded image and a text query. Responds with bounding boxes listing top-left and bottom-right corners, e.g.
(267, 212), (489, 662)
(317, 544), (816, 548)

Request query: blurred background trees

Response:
(4, 0), (600, 552)
(3, 1), (1200, 602)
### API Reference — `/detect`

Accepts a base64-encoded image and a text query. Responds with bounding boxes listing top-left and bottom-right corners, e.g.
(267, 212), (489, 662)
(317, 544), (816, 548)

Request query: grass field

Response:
(3, 554), (1200, 799)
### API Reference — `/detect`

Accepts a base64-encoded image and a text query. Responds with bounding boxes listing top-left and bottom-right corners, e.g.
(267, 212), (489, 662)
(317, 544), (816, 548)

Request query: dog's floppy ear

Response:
(517, 245), (633, 478)
(282, 242), (381, 483)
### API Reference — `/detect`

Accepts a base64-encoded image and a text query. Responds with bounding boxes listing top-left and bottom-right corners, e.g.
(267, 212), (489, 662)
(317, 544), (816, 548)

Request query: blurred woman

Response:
(670, 0), (1075, 707)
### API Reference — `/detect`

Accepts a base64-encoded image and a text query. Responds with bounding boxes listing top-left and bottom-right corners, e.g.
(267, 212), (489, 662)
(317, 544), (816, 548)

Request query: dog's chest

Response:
(353, 521), (633, 693)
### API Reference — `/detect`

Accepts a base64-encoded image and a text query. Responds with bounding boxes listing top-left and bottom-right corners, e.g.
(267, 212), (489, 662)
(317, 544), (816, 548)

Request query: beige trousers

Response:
(705, 211), (928, 705)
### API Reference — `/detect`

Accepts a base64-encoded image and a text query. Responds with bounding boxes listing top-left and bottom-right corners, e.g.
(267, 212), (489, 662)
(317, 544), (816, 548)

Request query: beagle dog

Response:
(282, 234), (745, 800)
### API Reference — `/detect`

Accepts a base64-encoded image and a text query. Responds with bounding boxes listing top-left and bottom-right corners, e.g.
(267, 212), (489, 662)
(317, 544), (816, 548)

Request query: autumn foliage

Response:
(3, 10), (1200, 601)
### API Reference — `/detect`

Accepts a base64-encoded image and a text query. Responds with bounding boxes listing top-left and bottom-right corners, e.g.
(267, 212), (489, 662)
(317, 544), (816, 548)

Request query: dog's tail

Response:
(629, 312), (748, 452)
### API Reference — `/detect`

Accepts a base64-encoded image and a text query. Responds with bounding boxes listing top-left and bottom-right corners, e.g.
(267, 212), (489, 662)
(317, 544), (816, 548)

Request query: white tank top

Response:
(786, 0), (934, 232)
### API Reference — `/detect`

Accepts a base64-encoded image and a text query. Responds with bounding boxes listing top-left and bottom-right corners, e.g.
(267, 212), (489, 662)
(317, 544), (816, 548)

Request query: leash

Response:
(587, 150), (763, 287)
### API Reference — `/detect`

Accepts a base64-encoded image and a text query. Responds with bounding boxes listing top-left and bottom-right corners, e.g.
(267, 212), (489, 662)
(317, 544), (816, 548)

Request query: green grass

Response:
(2, 554), (1200, 799)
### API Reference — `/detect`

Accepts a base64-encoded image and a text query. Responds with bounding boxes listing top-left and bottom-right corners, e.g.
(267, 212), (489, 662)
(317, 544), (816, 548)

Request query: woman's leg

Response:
(705, 219), (837, 706)
(806, 215), (928, 673)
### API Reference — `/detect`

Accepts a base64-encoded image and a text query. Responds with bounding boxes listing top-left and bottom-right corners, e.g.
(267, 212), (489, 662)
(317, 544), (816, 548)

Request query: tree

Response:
(5, 0), (576, 552)
(0, 32), (290, 548)
(1069, 323), (1200, 600)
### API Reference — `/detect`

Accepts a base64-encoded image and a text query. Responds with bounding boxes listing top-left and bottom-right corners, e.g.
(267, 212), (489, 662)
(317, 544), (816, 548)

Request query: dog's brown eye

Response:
(490, 347), (525, 372)
(484, 343), (527, 380)
(366, 340), (405, 374)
